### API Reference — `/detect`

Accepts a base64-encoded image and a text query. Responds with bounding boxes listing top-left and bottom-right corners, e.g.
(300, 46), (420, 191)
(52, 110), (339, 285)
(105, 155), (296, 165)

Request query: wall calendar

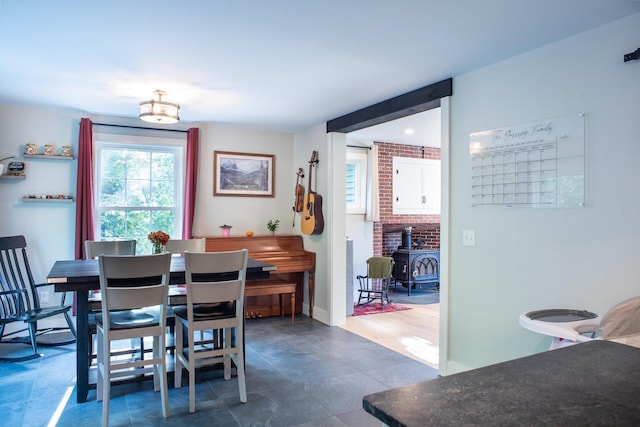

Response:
(470, 113), (585, 208)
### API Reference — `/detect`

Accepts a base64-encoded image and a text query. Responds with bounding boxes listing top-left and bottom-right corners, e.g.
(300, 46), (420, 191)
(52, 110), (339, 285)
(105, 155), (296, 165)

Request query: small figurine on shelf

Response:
(61, 145), (72, 157)
(43, 144), (55, 156)
(25, 143), (36, 155)
(7, 161), (25, 176)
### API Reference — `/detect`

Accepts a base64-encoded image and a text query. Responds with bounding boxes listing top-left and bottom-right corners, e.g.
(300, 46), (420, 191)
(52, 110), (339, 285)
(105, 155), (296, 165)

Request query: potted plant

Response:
(267, 219), (280, 235)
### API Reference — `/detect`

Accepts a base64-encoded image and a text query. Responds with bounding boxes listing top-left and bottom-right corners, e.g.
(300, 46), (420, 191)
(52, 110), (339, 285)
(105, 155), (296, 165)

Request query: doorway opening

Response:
(340, 108), (442, 369)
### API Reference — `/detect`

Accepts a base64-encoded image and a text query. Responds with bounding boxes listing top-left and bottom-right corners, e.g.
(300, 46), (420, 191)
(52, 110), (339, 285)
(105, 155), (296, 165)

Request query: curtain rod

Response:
(92, 122), (188, 133)
(346, 145), (371, 150)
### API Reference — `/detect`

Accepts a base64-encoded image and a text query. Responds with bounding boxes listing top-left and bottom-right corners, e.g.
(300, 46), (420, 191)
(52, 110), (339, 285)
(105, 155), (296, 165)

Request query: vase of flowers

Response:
(148, 230), (170, 254)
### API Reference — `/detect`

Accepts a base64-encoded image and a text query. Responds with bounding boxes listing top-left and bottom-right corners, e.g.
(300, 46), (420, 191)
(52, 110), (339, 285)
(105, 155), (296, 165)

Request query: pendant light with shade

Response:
(139, 90), (180, 124)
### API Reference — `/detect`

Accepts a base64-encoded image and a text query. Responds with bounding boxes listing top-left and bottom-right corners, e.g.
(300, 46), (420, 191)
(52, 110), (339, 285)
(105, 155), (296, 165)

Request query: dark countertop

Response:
(363, 340), (640, 426)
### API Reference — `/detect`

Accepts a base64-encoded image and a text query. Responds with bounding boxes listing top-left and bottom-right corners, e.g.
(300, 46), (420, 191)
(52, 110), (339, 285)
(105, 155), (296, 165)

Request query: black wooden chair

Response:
(0, 235), (77, 361)
(357, 256), (395, 307)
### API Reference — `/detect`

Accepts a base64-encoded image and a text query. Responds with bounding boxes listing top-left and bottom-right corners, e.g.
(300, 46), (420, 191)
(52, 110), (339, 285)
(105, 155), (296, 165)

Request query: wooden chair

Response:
(357, 256), (395, 307)
(96, 253), (171, 426)
(84, 239), (137, 259)
(165, 238), (206, 255)
(84, 239), (137, 364)
(0, 235), (77, 362)
(174, 249), (248, 413)
(165, 238), (207, 342)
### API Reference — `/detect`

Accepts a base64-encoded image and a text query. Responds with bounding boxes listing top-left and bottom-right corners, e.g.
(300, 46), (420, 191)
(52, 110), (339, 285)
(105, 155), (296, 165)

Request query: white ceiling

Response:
(348, 109), (441, 147)
(0, 1), (638, 134)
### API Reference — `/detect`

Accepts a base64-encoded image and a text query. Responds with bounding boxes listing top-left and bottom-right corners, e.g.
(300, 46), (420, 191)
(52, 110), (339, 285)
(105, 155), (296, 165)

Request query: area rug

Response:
(352, 302), (411, 317)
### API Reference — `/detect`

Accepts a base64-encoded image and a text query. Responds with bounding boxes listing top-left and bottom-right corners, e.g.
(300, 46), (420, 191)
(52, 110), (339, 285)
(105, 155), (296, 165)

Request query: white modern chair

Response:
(96, 253), (171, 427)
(520, 296), (640, 349)
(165, 238), (206, 255)
(85, 239), (137, 259)
(174, 249), (248, 413)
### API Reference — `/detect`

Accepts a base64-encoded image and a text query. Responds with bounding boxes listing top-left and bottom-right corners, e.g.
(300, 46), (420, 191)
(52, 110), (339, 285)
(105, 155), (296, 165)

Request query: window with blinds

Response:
(346, 149), (367, 214)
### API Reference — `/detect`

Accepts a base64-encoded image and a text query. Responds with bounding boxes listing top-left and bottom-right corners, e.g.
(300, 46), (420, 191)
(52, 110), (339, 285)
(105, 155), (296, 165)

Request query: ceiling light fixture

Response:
(139, 90), (180, 124)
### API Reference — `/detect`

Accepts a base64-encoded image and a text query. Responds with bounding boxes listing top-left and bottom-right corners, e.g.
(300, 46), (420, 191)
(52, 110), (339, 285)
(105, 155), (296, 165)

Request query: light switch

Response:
(463, 230), (476, 246)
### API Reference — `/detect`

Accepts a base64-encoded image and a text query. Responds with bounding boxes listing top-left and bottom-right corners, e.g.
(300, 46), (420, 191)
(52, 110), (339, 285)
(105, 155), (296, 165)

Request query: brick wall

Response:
(374, 142), (441, 256)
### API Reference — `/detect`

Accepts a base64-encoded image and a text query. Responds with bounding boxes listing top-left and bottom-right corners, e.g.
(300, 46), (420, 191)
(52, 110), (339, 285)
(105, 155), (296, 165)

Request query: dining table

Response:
(47, 256), (275, 403)
(363, 340), (640, 426)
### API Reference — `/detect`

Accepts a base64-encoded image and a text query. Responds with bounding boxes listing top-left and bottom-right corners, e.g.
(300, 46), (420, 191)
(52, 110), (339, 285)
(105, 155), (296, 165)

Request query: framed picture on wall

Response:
(213, 151), (275, 197)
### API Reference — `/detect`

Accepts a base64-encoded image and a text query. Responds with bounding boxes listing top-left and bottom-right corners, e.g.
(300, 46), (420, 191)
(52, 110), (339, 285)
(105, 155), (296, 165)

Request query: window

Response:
(346, 149), (368, 214)
(94, 132), (185, 253)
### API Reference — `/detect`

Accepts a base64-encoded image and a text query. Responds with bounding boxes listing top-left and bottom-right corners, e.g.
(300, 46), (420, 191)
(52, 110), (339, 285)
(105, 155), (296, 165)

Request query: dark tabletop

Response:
(363, 340), (640, 426)
(47, 257), (275, 291)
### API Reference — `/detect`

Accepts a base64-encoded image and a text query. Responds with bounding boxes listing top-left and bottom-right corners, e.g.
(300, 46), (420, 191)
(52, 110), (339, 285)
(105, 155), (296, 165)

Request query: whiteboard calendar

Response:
(470, 113), (585, 208)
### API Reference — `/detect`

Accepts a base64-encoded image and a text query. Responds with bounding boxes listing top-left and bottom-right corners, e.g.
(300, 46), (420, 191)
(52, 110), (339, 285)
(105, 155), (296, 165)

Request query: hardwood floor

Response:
(339, 303), (440, 369)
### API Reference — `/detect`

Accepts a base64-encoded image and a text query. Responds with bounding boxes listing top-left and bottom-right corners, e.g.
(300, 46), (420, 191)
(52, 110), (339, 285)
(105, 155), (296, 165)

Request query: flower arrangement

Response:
(267, 219), (280, 234)
(148, 230), (170, 253)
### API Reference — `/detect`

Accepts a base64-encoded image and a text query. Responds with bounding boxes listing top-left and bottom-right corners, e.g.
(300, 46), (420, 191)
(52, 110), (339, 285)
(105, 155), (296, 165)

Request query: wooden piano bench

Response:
(245, 279), (296, 323)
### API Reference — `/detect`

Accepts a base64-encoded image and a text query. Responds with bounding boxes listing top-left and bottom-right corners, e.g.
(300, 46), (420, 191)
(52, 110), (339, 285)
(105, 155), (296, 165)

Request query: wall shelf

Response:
(0, 175), (26, 180)
(23, 154), (74, 161)
(22, 197), (74, 203)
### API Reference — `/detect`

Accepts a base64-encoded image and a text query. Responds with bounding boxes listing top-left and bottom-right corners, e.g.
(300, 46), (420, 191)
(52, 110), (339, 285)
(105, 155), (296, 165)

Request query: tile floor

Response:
(0, 315), (439, 426)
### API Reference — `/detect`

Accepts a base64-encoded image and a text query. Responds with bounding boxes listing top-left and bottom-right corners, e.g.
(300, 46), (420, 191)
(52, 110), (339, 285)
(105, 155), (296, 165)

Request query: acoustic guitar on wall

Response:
(301, 151), (324, 235)
(291, 167), (305, 227)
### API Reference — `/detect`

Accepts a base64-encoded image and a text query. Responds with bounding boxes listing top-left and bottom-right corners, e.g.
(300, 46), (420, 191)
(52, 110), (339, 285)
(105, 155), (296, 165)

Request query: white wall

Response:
(293, 123), (331, 323)
(445, 13), (640, 373)
(346, 213), (373, 300)
(192, 123), (294, 237)
(0, 105), (81, 282)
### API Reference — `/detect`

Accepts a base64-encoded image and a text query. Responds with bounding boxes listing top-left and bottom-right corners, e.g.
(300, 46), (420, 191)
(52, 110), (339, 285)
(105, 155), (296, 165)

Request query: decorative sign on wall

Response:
(470, 113), (585, 208)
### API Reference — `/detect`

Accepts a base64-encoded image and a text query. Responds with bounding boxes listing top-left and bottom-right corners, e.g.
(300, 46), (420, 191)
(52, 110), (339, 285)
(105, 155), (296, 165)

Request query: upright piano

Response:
(203, 235), (316, 318)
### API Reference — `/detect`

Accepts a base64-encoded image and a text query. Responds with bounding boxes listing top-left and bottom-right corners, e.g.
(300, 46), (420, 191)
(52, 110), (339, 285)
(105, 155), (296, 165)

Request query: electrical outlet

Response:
(463, 230), (476, 246)
(39, 290), (49, 304)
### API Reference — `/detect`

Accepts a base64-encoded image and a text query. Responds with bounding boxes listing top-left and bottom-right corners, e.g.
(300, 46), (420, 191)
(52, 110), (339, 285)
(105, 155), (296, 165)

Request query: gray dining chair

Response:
(84, 239), (137, 259)
(96, 253), (171, 426)
(165, 238), (206, 255)
(174, 249), (248, 413)
(84, 239), (138, 366)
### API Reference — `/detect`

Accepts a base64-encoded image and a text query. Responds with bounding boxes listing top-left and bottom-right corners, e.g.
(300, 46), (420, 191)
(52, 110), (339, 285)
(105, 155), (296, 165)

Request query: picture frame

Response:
(213, 151), (275, 197)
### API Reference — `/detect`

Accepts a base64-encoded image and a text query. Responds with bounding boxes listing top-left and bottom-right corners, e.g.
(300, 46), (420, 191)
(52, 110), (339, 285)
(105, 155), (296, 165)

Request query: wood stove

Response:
(392, 249), (440, 296)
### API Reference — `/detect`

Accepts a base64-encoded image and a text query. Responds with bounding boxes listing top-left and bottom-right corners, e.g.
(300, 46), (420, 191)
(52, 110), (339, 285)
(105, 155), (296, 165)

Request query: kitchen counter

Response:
(363, 340), (640, 426)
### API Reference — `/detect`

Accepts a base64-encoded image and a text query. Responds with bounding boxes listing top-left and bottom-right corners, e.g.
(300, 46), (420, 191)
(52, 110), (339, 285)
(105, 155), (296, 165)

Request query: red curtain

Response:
(183, 127), (199, 238)
(74, 118), (95, 260)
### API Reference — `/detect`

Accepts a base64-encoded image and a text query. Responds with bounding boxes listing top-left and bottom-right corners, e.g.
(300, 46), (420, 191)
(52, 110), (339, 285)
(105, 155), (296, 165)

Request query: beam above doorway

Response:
(326, 78), (452, 133)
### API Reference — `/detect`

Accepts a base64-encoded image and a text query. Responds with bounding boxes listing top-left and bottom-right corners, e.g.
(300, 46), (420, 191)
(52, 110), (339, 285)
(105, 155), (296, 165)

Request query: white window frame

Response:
(93, 131), (186, 244)
(346, 149), (368, 214)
